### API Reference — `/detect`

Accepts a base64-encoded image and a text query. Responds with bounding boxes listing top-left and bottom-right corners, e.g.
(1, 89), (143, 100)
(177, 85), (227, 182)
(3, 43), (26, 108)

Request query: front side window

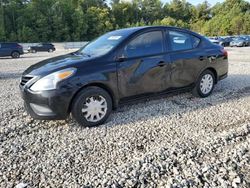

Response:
(124, 31), (164, 58)
(169, 31), (200, 51)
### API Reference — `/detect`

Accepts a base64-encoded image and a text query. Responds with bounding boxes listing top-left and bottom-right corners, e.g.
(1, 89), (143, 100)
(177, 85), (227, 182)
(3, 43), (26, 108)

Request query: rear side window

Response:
(169, 31), (200, 51)
(2, 43), (18, 48)
(1, 43), (6, 48)
(124, 31), (164, 58)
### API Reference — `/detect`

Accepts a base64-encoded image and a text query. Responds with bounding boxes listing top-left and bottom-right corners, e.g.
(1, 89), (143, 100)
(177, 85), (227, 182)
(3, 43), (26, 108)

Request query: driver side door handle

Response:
(157, 61), (167, 67)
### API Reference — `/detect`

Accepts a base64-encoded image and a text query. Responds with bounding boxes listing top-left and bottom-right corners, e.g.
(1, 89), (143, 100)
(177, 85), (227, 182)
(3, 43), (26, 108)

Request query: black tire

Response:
(48, 49), (53, 52)
(192, 70), (215, 98)
(71, 86), (112, 127)
(32, 49), (37, 53)
(11, 51), (20, 58)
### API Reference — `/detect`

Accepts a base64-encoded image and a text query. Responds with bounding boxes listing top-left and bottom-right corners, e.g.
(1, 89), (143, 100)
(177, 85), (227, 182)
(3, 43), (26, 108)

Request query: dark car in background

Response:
(0, 42), (24, 58)
(241, 35), (250, 46)
(20, 26), (228, 127)
(208, 37), (233, 47)
(230, 37), (248, 47)
(219, 37), (233, 47)
(208, 37), (220, 45)
(28, 43), (56, 53)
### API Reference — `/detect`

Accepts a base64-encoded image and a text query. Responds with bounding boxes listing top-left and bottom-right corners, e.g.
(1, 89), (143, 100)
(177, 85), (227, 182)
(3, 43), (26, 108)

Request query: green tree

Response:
(1, 0), (250, 42)
(85, 7), (114, 40)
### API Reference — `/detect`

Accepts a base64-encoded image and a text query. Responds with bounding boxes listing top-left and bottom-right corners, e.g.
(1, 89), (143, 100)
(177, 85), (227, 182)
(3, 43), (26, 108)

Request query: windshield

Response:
(77, 32), (125, 57)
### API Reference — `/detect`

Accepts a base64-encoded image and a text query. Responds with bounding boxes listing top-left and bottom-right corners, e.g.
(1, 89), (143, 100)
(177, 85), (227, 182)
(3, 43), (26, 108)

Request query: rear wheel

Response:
(11, 51), (20, 58)
(71, 86), (112, 127)
(32, 49), (37, 53)
(48, 49), (53, 52)
(192, 70), (215, 98)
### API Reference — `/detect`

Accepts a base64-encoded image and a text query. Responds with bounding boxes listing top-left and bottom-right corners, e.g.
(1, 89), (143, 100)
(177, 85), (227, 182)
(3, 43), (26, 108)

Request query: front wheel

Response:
(71, 86), (112, 127)
(192, 70), (215, 98)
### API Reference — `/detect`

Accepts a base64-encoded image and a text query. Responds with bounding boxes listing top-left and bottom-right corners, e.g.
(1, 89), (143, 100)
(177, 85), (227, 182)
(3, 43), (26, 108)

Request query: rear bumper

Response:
(218, 73), (228, 81)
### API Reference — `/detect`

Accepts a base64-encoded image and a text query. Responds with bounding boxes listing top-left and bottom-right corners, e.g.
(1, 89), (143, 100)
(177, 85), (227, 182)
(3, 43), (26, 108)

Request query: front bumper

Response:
(20, 85), (74, 120)
(230, 43), (243, 47)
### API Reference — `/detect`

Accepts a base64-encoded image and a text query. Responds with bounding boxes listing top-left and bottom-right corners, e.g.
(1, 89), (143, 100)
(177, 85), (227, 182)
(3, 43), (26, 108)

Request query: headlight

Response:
(30, 68), (76, 91)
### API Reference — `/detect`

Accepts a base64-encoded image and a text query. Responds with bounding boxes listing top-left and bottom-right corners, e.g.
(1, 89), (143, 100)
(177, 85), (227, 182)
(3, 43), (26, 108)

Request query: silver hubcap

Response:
(82, 96), (107, 122)
(13, 52), (18, 57)
(200, 74), (213, 94)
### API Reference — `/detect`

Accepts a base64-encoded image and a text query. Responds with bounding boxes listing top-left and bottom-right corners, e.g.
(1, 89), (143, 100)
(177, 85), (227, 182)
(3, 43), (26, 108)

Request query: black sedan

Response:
(28, 43), (56, 53)
(20, 26), (228, 127)
(219, 37), (233, 47)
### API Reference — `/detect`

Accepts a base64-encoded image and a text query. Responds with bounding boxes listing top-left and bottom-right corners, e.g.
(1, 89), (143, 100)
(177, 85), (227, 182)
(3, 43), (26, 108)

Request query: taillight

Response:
(221, 49), (228, 58)
(17, 44), (23, 48)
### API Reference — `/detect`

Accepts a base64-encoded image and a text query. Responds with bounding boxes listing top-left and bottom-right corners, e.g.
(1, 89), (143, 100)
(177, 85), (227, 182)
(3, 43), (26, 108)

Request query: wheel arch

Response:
(197, 67), (218, 84)
(206, 67), (218, 84)
(68, 82), (118, 113)
(11, 50), (20, 54)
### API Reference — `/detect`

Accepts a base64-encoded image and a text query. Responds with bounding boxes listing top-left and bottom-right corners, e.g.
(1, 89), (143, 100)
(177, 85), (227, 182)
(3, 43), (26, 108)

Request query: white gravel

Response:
(0, 47), (250, 187)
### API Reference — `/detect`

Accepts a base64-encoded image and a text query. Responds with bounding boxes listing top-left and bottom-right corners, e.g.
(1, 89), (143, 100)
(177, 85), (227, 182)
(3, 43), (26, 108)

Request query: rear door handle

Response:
(199, 56), (204, 61)
(157, 61), (167, 67)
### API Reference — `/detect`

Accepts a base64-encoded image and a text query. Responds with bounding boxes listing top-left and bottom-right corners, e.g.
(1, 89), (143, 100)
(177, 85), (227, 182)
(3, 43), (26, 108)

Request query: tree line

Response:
(0, 0), (250, 42)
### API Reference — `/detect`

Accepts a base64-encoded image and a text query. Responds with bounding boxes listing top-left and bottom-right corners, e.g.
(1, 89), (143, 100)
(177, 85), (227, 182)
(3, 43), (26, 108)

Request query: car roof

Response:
(0, 42), (19, 44)
(114, 26), (194, 33)
(108, 26), (202, 38)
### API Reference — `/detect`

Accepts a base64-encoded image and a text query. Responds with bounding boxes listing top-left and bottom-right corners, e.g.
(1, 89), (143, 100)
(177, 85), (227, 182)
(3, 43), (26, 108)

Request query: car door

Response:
(117, 30), (172, 98)
(43, 44), (49, 51)
(166, 30), (208, 88)
(0, 43), (3, 56)
(0, 43), (10, 56)
(36, 43), (43, 51)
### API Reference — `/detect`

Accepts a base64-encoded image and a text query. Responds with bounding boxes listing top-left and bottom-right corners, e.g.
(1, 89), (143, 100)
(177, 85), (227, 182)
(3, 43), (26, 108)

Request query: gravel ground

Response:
(0, 47), (250, 188)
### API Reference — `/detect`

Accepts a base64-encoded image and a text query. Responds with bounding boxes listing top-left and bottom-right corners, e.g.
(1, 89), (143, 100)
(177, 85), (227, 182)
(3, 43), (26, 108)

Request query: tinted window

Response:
(192, 36), (200, 48)
(1, 43), (16, 48)
(169, 31), (200, 51)
(78, 31), (126, 57)
(124, 31), (164, 58)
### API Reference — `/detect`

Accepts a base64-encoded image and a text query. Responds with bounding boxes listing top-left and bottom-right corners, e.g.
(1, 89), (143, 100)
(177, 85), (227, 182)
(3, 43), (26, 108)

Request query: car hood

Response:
(23, 53), (91, 76)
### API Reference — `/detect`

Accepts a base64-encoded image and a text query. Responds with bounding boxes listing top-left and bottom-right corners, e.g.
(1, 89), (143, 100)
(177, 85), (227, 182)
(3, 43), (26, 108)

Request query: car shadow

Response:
(0, 56), (32, 60)
(106, 74), (250, 127)
(0, 54), (54, 60)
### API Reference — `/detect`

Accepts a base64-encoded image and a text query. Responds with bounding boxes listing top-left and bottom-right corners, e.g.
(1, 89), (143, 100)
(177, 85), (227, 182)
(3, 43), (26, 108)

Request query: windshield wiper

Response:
(72, 51), (91, 57)
(79, 52), (91, 57)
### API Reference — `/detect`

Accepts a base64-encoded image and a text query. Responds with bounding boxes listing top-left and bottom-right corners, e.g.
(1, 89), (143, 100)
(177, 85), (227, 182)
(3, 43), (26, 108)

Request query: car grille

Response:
(20, 75), (34, 87)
